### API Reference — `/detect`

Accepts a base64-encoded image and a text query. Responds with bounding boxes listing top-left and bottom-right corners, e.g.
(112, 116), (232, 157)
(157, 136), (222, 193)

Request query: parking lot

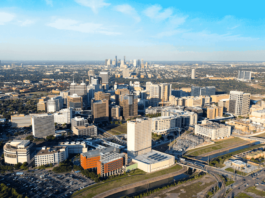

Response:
(0, 169), (94, 198)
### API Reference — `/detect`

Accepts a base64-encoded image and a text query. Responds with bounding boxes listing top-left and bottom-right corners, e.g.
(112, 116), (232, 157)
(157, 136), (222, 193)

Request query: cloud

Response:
(115, 4), (141, 22)
(19, 19), (35, 26)
(47, 18), (120, 35)
(45, 0), (53, 6)
(143, 5), (173, 21)
(0, 12), (15, 25)
(75, 0), (110, 13)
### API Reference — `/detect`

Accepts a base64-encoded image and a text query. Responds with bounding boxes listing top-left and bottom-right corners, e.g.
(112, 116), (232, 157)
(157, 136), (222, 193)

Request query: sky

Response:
(1, 0), (265, 61)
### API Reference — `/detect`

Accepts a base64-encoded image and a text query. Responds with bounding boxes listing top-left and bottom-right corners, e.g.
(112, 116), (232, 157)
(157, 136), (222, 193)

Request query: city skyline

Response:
(1, 0), (265, 61)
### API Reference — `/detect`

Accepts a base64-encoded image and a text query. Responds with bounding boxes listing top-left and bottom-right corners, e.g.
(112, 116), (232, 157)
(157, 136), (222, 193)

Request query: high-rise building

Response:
(127, 118), (151, 157)
(105, 59), (108, 66)
(94, 91), (110, 101)
(229, 91), (250, 116)
(115, 56), (117, 67)
(47, 96), (63, 113)
(111, 105), (121, 120)
(191, 86), (200, 97)
(91, 99), (109, 123)
(60, 91), (70, 106)
(191, 69), (196, 79)
(218, 99), (230, 112)
(71, 117), (88, 131)
(115, 88), (130, 105)
(124, 56), (126, 63)
(133, 59), (137, 67)
(99, 71), (109, 84)
(32, 114), (55, 138)
(107, 59), (112, 66)
(123, 68), (130, 78)
(37, 97), (49, 112)
(238, 71), (252, 81)
(160, 83), (172, 103)
(70, 80), (87, 96)
(119, 94), (138, 119)
(54, 108), (74, 124)
(67, 94), (83, 110)
(191, 86), (216, 97)
(207, 106), (223, 119)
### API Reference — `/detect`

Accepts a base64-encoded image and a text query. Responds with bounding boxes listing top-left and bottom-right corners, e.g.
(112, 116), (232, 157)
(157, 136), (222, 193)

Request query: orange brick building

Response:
(80, 147), (127, 177)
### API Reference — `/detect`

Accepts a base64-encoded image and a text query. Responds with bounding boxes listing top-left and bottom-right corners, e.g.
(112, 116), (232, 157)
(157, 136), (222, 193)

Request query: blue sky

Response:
(1, 0), (265, 61)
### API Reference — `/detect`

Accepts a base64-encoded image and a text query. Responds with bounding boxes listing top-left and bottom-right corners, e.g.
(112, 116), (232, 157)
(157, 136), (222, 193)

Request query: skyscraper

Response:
(115, 56), (117, 67)
(229, 91), (250, 116)
(99, 71), (109, 84)
(191, 86), (200, 97)
(127, 118), (151, 157)
(191, 69), (196, 79)
(124, 56), (126, 63)
(133, 59), (137, 67)
(119, 94), (138, 119)
(91, 99), (109, 123)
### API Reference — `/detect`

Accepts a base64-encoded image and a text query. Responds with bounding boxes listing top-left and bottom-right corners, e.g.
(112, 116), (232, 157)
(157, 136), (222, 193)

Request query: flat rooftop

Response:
(81, 146), (119, 158)
(133, 150), (173, 165)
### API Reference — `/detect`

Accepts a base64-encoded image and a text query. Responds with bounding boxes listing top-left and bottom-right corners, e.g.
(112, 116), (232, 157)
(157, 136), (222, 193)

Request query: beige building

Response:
(211, 94), (229, 103)
(94, 91), (110, 101)
(111, 105), (122, 120)
(11, 114), (32, 128)
(35, 146), (68, 167)
(127, 118), (151, 157)
(226, 119), (264, 133)
(207, 106), (223, 119)
(250, 109), (265, 123)
(67, 94), (83, 110)
(73, 124), (97, 136)
(92, 99), (109, 123)
(119, 94), (138, 119)
(218, 99), (230, 112)
(115, 89), (130, 105)
(195, 120), (231, 140)
(37, 96), (49, 111)
(4, 140), (34, 165)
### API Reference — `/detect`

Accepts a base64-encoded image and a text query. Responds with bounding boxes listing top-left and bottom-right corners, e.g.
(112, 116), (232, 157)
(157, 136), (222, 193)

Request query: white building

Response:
(35, 146), (68, 167)
(54, 108), (74, 124)
(58, 141), (88, 154)
(127, 118), (152, 157)
(32, 114), (55, 138)
(47, 96), (63, 113)
(4, 140), (34, 165)
(229, 91), (250, 116)
(195, 120), (231, 140)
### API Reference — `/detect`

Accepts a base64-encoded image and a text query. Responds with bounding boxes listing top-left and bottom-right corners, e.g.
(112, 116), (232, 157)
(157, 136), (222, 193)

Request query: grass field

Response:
(168, 181), (215, 198)
(104, 123), (127, 135)
(256, 132), (265, 138)
(72, 164), (183, 198)
(236, 193), (253, 198)
(245, 186), (265, 197)
(185, 137), (249, 157)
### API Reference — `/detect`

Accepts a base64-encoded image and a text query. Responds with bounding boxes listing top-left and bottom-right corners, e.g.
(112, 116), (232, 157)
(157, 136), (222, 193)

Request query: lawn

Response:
(168, 181), (215, 198)
(104, 123), (127, 135)
(72, 164), (183, 198)
(236, 193), (252, 198)
(245, 186), (265, 197)
(225, 168), (247, 176)
(185, 137), (249, 157)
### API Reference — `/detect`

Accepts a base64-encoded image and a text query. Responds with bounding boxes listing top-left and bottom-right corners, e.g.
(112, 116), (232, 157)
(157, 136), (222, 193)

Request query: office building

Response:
(115, 89), (130, 105)
(91, 99), (109, 123)
(73, 124), (97, 136)
(4, 140), (34, 165)
(60, 91), (70, 106)
(71, 117), (88, 131)
(80, 147), (126, 177)
(11, 114), (32, 128)
(238, 71), (252, 81)
(191, 69), (196, 79)
(123, 69), (130, 78)
(94, 91), (110, 101)
(119, 94), (138, 119)
(191, 86), (216, 97)
(32, 114), (55, 138)
(171, 89), (183, 98)
(218, 99), (230, 112)
(99, 72), (109, 84)
(195, 120), (231, 140)
(35, 146), (68, 167)
(70, 80), (87, 96)
(47, 96), (63, 113)
(59, 141), (88, 154)
(127, 118), (151, 157)
(54, 108), (74, 124)
(191, 86), (200, 97)
(37, 97), (49, 112)
(211, 94), (229, 103)
(111, 105), (121, 120)
(207, 106), (223, 119)
(67, 94), (83, 110)
(229, 91), (250, 116)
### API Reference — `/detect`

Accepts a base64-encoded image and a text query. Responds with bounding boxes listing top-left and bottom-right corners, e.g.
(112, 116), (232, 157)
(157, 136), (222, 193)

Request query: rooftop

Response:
(81, 146), (119, 158)
(133, 150), (173, 165)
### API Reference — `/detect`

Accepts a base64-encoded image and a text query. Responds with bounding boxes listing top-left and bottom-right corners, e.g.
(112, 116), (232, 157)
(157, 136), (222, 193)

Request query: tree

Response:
(46, 135), (55, 141)
(25, 135), (34, 141)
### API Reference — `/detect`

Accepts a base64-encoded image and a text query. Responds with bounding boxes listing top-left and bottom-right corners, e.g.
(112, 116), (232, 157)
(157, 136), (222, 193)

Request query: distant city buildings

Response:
(191, 86), (216, 97)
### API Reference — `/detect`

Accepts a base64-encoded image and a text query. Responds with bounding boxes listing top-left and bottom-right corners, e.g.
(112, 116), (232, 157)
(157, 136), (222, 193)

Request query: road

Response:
(225, 169), (265, 198)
